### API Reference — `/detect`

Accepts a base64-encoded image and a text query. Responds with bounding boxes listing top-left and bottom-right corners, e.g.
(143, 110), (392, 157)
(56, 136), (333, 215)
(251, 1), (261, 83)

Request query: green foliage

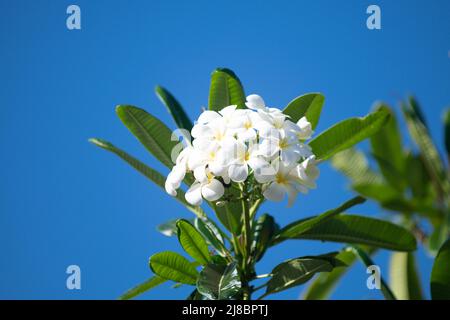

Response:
(91, 68), (427, 300)
(309, 106), (391, 161)
(431, 239), (450, 300)
(283, 93), (325, 129)
(149, 251), (199, 285)
(389, 252), (423, 300)
(197, 262), (241, 300)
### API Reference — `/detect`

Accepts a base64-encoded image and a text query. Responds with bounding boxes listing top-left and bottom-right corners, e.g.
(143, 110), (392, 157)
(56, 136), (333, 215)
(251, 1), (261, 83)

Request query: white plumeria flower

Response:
(262, 159), (308, 207)
(165, 94), (320, 208)
(185, 172), (225, 206)
(221, 139), (272, 183)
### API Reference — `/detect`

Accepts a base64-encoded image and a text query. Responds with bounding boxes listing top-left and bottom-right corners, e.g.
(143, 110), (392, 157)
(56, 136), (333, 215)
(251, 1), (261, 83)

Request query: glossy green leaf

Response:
(149, 251), (199, 285)
(197, 262), (241, 300)
(119, 276), (166, 300)
(208, 68), (245, 111)
(89, 138), (205, 218)
(155, 85), (193, 132)
(194, 217), (228, 258)
(264, 253), (343, 297)
(276, 214), (417, 251)
(176, 219), (211, 265)
(116, 105), (177, 169)
(331, 148), (382, 185)
(431, 239), (450, 300)
(283, 93), (325, 129)
(272, 196), (366, 245)
(369, 104), (406, 191)
(350, 246), (396, 300)
(389, 252), (423, 300)
(309, 106), (390, 161)
(251, 214), (279, 262)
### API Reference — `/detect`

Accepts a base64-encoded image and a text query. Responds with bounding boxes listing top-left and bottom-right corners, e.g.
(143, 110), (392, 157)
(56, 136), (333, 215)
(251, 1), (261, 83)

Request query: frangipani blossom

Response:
(165, 93), (319, 208)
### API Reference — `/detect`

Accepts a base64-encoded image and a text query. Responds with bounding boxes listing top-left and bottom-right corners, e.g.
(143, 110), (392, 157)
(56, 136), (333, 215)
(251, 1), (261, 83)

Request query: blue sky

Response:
(0, 0), (449, 299)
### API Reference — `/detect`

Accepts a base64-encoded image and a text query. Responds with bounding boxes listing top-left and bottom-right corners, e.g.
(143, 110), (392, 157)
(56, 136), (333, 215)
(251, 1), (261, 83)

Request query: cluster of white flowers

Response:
(165, 94), (319, 207)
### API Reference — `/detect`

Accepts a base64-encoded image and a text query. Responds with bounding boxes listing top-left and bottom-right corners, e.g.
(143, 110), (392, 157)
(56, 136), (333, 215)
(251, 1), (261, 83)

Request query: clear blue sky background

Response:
(1, 0), (449, 299)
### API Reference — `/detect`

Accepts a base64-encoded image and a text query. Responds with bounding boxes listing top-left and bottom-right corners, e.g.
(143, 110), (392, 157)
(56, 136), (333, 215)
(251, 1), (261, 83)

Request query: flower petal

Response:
(185, 182), (203, 206)
(263, 182), (285, 202)
(201, 179), (224, 202)
(246, 94), (266, 110)
(228, 164), (249, 182)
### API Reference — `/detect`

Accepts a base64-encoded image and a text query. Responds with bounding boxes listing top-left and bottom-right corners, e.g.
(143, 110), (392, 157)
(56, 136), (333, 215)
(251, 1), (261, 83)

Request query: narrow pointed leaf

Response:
(119, 276), (166, 300)
(309, 106), (390, 161)
(389, 252), (423, 300)
(116, 105), (177, 168)
(349, 246), (396, 300)
(208, 68), (245, 111)
(149, 251), (199, 285)
(283, 93), (325, 129)
(176, 219), (211, 265)
(275, 214), (417, 251)
(197, 262), (241, 300)
(272, 196), (365, 245)
(155, 85), (193, 132)
(89, 138), (205, 218)
(431, 239), (450, 300)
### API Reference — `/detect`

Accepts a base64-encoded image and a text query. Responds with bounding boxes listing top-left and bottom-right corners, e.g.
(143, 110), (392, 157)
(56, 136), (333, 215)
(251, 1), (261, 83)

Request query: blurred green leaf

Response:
(119, 276), (166, 300)
(276, 214), (417, 251)
(177, 219), (211, 265)
(89, 138), (205, 218)
(208, 68), (245, 110)
(431, 239), (450, 299)
(197, 262), (241, 300)
(332, 148), (382, 185)
(155, 85), (193, 132)
(444, 108), (450, 160)
(283, 93), (325, 129)
(149, 251), (199, 285)
(309, 106), (390, 161)
(389, 252), (423, 300)
(116, 105), (177, 169)
(370, 104), (406, 191)
(194, 217), (228, 258)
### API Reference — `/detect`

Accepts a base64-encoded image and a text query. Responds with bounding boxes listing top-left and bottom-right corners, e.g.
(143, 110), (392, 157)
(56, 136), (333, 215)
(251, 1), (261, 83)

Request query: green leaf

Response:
(155, 85), (193, 132)
(431, 239), (450, 300)
(89, 138), (205, 218)
(331, 148), (382, 185)
(149, 251), (199, 285)
(251, 214), (279, 262)
(194, 217), (228, 258)
(275, 214), (417, 251)
(157, 219), (179, 237)
(119, 276), (166, 300)
(402, 100), (448, 196)
(428, 223), (449, 255)
(349, 246), (396, 300)
(302, 247), (377, 300)
(309, 106), (390, 161)
(176, 219), (211, 265)
(352, 183), (402, 204)
(369, 104), (406, 191)
(264, 253), (343, 297)
(272, 196), (366, 245)
(444, 109), (450, 159)
(197, 262), (241, 300)
(116, 105), (177, 169)
(212, 187), (244, 235)
(208, 68), (245, 111)
(283, 93), (325, 129)
(389, 252), (423, 300)
(405, 152), (431, 199)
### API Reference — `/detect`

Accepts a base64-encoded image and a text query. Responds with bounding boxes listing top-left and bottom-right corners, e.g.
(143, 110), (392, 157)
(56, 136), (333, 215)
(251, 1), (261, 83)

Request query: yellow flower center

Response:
(244, 151), (250, 162)
(275, 172), (287, 185)
(279, 138), (289, 149)
(244, 121), (252, 129)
